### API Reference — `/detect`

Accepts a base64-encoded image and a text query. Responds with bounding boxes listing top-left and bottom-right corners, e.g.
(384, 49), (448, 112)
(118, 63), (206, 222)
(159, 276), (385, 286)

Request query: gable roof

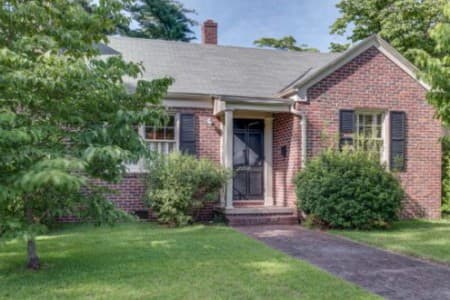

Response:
(104, 36), (339, 98)
(278, 35), (429, 98)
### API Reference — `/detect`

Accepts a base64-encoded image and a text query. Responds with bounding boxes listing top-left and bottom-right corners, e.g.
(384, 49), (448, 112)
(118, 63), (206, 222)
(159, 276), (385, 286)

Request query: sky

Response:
(177, 0), (349, 52)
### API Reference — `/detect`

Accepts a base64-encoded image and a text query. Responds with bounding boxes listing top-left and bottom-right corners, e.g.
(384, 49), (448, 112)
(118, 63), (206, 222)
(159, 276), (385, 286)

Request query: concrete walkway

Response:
(236, 225), (450, 300)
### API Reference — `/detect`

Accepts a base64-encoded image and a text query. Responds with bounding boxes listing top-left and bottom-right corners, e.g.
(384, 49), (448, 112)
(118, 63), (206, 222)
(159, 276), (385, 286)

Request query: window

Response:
(143, 115), (177, 154)
(355, 112), (384, 159)
(340, 109), (406, 170)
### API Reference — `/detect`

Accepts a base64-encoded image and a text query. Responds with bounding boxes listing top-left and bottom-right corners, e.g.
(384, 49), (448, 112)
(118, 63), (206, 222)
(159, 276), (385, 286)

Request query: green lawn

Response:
(331, 219), (450, 264)
(0, 223), (377, 300)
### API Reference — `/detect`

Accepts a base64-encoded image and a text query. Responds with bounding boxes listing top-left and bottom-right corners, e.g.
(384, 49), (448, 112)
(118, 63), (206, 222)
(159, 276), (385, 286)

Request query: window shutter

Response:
(339, 110), (355, 148)
(390, 111), (406, 171)
(179, 114), (196, 156)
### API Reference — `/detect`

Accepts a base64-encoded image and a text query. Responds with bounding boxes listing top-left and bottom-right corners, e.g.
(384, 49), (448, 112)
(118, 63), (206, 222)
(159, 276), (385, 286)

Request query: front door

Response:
(233, 119), (264, 200)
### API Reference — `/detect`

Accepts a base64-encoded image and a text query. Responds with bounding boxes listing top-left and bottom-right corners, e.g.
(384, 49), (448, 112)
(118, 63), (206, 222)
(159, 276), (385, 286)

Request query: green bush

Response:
(295, 149), (404, 229)
(144, 152), (230, 226)
(442, 137), (450, 216)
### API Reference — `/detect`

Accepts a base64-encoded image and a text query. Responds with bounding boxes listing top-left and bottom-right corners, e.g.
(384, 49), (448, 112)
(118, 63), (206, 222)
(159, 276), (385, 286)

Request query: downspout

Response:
(290, 105), (307, 168)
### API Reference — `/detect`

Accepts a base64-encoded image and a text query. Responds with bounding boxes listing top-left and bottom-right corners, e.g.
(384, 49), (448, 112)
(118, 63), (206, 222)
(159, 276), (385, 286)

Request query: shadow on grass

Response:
(0, 223), (376, 300)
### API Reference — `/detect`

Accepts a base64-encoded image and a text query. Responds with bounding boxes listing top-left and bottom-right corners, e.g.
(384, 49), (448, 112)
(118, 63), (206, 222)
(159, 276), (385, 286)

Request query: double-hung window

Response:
(355, 112), (384, 159)
(143, 115), (177, 155)
(339, 109), (406, 171)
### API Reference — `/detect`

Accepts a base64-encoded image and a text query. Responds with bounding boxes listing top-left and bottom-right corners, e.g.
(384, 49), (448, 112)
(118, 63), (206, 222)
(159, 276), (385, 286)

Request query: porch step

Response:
(227, 215), (298, 226)
(219, 206), (299, 226)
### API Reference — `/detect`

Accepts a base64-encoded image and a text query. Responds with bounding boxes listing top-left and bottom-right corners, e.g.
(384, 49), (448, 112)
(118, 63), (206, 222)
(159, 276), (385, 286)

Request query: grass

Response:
(331, 219), (450, 264)
(0, 223), (378, 300)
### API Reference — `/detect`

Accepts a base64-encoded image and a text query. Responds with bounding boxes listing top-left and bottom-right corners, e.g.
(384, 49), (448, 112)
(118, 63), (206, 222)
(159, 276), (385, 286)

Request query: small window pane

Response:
(145, 127), (155, 140)
(155, 128), (165, 140)
(165, 128), (175, 140)
(375, 126), (382, 138)
(166, 116), (175, 127)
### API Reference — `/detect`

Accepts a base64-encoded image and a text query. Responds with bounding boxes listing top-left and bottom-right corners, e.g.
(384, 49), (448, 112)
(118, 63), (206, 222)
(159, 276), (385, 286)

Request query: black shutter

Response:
(390, 111), (406, 171)
(179, 114), (196, 156)
(339, 110), (355, 148)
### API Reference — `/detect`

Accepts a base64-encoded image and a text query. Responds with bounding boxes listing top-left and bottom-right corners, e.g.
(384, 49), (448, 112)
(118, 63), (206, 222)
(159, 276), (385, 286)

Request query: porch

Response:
(213, 95), (306, 225)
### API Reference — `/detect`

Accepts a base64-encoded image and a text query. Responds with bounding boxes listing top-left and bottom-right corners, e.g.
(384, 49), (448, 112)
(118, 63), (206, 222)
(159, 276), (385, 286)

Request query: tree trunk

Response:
(25, 197), (40, 270)
(26, 238), (40, 270)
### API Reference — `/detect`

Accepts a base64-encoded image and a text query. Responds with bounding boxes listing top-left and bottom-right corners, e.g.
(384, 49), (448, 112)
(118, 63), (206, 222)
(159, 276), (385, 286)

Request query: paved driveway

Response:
(236, 225), (450, 300)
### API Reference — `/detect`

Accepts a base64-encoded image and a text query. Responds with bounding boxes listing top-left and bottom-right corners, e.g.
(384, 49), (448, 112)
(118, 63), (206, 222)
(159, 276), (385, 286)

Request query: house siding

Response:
(272, 113), (302, 208)
(298, 46), (441, 219)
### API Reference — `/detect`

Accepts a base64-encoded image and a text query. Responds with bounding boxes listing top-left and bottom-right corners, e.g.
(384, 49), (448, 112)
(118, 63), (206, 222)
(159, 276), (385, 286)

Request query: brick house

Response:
(100, 20), (442, 225)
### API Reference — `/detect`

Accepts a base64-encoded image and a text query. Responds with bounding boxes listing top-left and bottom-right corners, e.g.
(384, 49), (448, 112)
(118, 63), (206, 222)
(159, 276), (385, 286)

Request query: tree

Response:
(329, 42), (350, 53)
(413, 3), (450, 125)
(330, 0), (446, 60)
(0, 0), (172, 269)
(125, 0), (197, 41)
(253, 36), (318, 52)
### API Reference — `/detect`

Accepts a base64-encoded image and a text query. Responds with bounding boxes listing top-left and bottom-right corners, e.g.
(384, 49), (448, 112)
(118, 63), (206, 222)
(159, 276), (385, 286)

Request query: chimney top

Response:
(202, 19), (218, 45)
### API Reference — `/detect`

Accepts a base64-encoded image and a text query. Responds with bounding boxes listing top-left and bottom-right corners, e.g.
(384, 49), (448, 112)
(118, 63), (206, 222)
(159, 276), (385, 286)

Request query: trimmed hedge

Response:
(295, 149), (404, 229)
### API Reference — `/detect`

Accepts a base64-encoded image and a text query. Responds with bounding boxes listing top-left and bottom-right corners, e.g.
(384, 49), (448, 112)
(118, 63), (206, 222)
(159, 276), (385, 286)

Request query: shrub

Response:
(144, 152), (230, 226)
(295, 149), (404, 229)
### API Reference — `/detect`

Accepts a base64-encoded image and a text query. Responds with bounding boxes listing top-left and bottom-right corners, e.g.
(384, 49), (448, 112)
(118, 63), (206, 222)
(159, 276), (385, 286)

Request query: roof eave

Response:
(166, 92), (293, 105)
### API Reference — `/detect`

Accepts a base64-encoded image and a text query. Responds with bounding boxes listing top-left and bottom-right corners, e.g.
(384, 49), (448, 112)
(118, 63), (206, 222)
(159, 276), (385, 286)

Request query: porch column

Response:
(264, 117), (274, 206)
(224, 109), (234, 209)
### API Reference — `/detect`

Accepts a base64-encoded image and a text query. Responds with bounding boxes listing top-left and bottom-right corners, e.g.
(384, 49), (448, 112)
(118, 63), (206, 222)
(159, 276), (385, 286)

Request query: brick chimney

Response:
(201, 19), (218, 45)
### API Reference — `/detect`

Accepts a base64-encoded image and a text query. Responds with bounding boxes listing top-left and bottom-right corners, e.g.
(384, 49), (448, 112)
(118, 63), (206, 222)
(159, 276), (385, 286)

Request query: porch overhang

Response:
(213, 95), (292, 116)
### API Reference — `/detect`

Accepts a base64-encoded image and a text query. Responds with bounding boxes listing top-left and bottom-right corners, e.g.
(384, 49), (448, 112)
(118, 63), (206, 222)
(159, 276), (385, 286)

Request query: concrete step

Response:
(227, 215), (298, 226)
(224, 206), (296, 215)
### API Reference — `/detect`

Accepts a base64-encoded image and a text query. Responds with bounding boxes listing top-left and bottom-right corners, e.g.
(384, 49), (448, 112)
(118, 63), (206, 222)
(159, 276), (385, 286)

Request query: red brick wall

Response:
(273, 113), (302, 208)
(296, 46), (442, 219)
(91, 174), (147, 212)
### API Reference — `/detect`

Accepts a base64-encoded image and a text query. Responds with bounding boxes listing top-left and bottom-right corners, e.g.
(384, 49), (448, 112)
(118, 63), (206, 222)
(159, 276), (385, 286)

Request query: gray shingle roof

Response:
(105, 36), (340, 98)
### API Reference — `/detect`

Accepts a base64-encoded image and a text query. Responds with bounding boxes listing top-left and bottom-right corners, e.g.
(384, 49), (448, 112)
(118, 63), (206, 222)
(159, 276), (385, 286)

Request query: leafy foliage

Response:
(295, 149), (404, 229)
(144, 152), (229, 226)
(0, 0), (172, 269)
(331, 0), (445, 60)
(253, 36), (318, 52)
(412, 3), (450, 125)
(329, 42), (350, 53)
(125, 0), (197, 41)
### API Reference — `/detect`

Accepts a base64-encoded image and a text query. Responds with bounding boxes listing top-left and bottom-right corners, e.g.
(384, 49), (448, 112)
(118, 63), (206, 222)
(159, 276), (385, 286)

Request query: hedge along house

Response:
(100, 20), (442, 225)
